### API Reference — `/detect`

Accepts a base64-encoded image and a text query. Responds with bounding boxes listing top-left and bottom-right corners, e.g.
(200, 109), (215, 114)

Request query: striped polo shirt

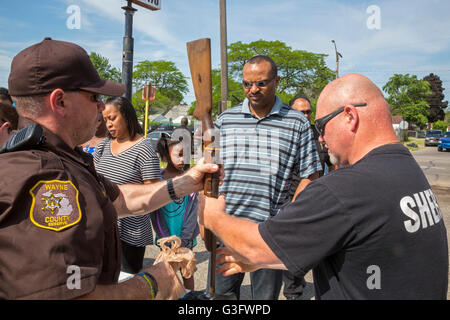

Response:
(215, 96), (322, 223)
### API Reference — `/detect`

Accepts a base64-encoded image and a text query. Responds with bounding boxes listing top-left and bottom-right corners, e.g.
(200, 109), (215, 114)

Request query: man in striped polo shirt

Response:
(213, 55), (322, 300)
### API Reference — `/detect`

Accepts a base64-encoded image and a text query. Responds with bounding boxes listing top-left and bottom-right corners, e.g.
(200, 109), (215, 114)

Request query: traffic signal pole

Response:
(122, 1), (136, 101)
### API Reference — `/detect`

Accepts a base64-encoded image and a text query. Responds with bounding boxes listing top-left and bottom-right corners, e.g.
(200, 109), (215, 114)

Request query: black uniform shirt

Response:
(0, 127), (121, 299)
(260, 144), (448, 299)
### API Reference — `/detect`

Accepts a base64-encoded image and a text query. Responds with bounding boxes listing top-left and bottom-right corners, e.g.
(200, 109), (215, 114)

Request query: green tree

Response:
(227, 40), (335, 105)
(187, 40), (333, 120)
(89, 52), (122, 83)
(132, 60), (189, 122)
(211, 69), (246, 115)
(432, 120), (449, 132)
(383, 74), (432, 128)
(187, 68), (246, 119)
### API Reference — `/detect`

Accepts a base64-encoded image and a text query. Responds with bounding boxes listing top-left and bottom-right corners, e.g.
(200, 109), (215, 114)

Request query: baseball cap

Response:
(8, 37), (125, 97)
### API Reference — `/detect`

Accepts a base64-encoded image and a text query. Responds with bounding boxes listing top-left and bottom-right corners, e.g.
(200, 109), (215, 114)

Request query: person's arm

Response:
(143, 178), (159, 185)
(114, 158), (222, 218)
(215, 246), (286, 277)
(292, 171), (319, 202)
(76, 261), (185, 300)
(198, 194), (285, 269)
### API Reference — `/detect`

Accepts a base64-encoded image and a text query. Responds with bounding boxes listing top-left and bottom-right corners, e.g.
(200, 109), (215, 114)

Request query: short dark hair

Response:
(245, 55), (278, 78)
(289, 95), (311, 107)
(0, 102), (19, 131)
(104, 96), (143, 139)
(0, 87), (13, 104)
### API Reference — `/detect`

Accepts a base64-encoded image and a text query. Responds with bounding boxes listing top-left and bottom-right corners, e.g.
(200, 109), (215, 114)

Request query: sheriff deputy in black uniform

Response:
(0, 38), (222, 300)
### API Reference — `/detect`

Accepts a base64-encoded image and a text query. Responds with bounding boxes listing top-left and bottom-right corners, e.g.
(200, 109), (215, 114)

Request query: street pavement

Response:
(144, 144), (450, 300)
(412, 146), (450, 188)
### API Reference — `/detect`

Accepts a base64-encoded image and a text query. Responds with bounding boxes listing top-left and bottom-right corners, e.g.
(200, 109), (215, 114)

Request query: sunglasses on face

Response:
(301, 109), (312, 115)
(79, 90), (103, 103)
(314, 103), (367, 137)
(242, 75), (276, 89)
(88, 93), (103, 103)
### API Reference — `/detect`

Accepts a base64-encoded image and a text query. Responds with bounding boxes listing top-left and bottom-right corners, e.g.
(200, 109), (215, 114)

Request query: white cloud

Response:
(79, 0), (183, 53)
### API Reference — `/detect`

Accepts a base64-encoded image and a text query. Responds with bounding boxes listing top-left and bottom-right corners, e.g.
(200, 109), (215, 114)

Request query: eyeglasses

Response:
(242, 75), (276, 89)
(314, 103), (367, 137)
(88, 93), (103, 103)
(79, 90), (103, 103)
(301, 109), (312, 115)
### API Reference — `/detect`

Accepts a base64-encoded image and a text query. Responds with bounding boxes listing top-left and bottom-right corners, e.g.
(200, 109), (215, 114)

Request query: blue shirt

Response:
(215, 96), (322, 223)
(156, 196), (188, 238)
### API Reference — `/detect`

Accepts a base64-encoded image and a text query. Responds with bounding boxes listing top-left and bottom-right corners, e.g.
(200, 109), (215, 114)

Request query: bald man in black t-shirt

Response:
(199, 73), (448, 299)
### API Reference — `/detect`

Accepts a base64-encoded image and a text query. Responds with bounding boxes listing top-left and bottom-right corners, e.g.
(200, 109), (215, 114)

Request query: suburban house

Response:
(149, 105), (192, 125)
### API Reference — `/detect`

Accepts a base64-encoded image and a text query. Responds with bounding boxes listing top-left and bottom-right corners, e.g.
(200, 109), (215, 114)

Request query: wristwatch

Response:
(167, 178), (178, 201)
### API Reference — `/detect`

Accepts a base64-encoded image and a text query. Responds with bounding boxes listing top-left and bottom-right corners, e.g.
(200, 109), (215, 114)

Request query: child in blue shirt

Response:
(151, 135), (199, 290)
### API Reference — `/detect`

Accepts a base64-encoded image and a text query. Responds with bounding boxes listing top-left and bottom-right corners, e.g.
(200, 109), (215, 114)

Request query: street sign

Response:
(142, 85), (156, 101)
(130, 0), (161, 11)
(399, 120), (409, 130)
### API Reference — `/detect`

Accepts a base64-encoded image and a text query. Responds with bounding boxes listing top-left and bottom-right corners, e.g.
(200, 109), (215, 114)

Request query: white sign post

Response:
(399, 120), (409, 142)
(399, 120), (409, 130)
(130, 0), (161, 11)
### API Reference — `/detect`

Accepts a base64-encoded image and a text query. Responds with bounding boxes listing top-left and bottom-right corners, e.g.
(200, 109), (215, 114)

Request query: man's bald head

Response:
(317, 73), (394, 127)
(317, 74), (385, 114)
(316, 73), (398, 165)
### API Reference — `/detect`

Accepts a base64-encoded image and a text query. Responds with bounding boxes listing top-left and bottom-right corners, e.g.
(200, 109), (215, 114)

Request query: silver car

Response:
(425, 130), (443, 146)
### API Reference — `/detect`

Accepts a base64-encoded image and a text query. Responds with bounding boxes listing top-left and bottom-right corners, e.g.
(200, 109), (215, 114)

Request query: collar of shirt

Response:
(39, 125), (94, 170)
(241, 96), (284, 119)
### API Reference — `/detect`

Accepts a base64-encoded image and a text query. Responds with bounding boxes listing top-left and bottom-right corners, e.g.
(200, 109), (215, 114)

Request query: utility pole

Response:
(331, 40), (342, 79)
(121, 1), (161, 101)
(122, 1), (136, 100)
(219, 0), (228, 113)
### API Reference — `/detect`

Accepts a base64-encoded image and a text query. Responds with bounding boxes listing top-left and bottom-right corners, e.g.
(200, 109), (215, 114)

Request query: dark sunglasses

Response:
(301, 109), (312, 115)
(242, 75), (276, 89)
(79, 90), (103, 103)
(314, 103), (367, 136)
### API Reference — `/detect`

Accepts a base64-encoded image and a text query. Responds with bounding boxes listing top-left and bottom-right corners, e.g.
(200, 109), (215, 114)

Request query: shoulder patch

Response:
(29, 180), (82, 231)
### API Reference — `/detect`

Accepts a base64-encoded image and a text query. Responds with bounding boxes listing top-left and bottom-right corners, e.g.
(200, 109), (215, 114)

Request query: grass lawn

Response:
(403, 137), (425, 151)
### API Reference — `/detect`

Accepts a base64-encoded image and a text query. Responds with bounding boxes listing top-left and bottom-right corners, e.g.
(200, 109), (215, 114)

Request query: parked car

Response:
(425, 130), (443, 146)
(157, 124), (174, 131)
(417, 130), (426, 138)
(438, 131), (450, 151)
(149, 130), (172, 151)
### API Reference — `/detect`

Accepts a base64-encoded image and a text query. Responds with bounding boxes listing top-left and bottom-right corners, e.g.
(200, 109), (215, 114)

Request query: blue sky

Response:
(1, 0), (449, 105)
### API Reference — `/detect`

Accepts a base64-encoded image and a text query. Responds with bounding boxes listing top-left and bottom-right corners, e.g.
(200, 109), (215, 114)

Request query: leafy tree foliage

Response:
(227, 40), (335, 107)
(432, 120), (448, 132)
(383, 74), (432, 128)
(423, 73), (448, 122)
(133, 60), (189, 122)
(89, 52), (122, 83)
